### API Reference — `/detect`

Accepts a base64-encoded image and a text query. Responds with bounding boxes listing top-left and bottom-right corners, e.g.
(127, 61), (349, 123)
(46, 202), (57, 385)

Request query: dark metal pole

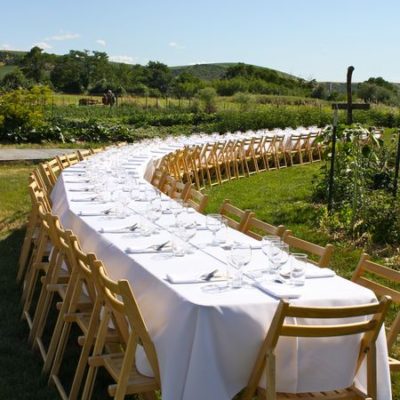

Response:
(393, 129), (400, 197)
(346, 66), (354, 125)
(328, 108), (338, 213)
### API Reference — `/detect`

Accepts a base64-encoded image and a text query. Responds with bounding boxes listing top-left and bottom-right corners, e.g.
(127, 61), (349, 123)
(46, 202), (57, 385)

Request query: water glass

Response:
(229, 243), (252, 288)
(290, 253), (307, 286)
(261, 235), (281, 276)
(268, 242), (289, 277)
(206, 214), (223, 246)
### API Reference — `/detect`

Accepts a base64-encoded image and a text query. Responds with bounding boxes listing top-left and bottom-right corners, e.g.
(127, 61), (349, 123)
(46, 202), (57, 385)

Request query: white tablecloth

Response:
(51, 144), (391, 400)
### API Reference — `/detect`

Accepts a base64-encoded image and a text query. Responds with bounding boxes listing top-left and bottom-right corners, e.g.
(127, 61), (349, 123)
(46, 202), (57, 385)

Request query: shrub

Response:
(0, 86), (52, 141)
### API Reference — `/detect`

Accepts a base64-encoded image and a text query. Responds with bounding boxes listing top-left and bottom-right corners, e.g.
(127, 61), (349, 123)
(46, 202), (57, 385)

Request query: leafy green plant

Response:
(0, 86), (52, 141)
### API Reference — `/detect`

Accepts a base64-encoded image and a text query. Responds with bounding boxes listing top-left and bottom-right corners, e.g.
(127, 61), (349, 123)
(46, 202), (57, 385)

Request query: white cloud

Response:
(168, 41), (185, 49)
(45, 33), (80, 41)
(96, 39), (106, 47)
(0, 44), (12, 50)
(109, 55), (135, 64)
(33, 42), (52, 50)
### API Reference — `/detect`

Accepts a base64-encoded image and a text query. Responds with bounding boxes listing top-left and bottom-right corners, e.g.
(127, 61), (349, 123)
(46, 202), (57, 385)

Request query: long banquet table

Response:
(51, 140), (391, 400)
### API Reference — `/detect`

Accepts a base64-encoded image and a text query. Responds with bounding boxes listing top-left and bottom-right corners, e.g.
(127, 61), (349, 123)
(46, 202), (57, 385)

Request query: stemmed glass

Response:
(229, 243), (252, 288)
(206, 214), (223, 246)
(169, 199), (184, 228)
(268, 242), (289, 278)
(261, 235), (281, 277)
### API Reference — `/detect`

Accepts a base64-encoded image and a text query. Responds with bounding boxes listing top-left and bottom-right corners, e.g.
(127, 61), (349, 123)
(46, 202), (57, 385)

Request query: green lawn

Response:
(0, 161), (399, 398)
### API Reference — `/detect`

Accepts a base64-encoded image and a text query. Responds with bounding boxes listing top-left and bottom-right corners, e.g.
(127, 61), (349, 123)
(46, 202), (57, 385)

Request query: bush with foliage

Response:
(313, 124), (400, 245)
(0, 86), (52, 141)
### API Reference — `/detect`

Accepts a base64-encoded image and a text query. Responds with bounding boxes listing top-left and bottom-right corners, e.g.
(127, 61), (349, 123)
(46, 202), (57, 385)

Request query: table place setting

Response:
(125, 240), (172, 254)
(166, 269), (227, 284)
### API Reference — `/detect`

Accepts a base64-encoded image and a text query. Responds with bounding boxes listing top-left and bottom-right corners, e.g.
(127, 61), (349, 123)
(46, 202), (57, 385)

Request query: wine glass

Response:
(206, 214), (222, 246)
(169, 199), (184, 228)
(268, 242), (289, 278)
(261, 235), (281, 276)
(229, 243), (252, 288)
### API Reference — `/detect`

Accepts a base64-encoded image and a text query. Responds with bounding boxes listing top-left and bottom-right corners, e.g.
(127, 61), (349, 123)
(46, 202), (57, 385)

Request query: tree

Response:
(311, 84), (327, 99)
(145, 61), (172, 95)
(197, 87), (217, 113)
(1, 69), (29, 91)
(20, 46), (47, 83)
(171, 72), (203, 98)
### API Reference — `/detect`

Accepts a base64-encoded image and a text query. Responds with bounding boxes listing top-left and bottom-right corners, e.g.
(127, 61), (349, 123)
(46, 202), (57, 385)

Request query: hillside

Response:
(170, 62), (299, 81)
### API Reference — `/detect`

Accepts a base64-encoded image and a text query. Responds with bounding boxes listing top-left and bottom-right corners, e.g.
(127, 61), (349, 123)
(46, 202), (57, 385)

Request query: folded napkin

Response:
(305, 265), (336, 279)
(125, 244), (171, 254)
(254, 281), (302, 299)
(64, 179), (90, 183)
(99, 228), (134, 234)
(166, 271), (226, 284)
(68, 188), (93, 192)
(71, 196), (98, 202)
(78, 211), (107, 217)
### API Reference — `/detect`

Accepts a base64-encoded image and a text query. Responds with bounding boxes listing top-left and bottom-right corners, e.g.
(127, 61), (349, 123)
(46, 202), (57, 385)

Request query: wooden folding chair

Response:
(252, 136), (267, 173)
(160, 174), (177, 196)
(81, 263), (161, 400)
(284, 134), (302, 166)
(352, 253), (400, 372)
(20, 205), (55, 329)
(273, 136), (287, 169)
(28, 217), (81, 358)
(17, 176), (51, 284)
(66, 151), (81, 166)
(282, 230), (334, 268)
(46, 158), (64, 185)
(309, 131), (322, 162)
(244, 215), (285, 240)
(47, 236), (101, 399)
(184, 187), (209, 214)
(241, 296), (391, 400)
(150, 168), (167, 190)
(262, 136), (278, 171)
(39, 162), (56, 193)
(219, 199), (254, 232)
(169, 180), (191, 201)
(78, 149), (93, 160)
(56, 154), (71, 169)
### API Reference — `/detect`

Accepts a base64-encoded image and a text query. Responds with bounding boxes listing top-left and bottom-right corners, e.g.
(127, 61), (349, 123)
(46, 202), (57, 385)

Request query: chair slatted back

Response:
(78, 149), (92, 160)
(244, 215), (285, 240)
(169, 180), (191, 200)
(219, 199), (254, 232)
(241, 296), (391, 400)
(184, 187), (208, 214)
(282, 230), (334, 268)
(89, 264), (161, 397)
(352, 253), (400, 370)
(160, 175), (177, 196)
(150, 168), (167, 190)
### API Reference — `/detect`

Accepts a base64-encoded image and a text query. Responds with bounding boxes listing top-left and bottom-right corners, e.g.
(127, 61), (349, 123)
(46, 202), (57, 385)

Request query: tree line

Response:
(1, 47), (399, 105)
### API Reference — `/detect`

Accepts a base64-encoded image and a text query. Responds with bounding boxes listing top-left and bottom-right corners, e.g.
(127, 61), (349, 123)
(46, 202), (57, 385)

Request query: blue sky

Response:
(1, 0), (399, 82)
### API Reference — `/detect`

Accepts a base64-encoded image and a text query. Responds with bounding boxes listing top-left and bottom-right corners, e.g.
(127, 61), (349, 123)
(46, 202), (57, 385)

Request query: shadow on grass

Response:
(0, 228), (58, 399)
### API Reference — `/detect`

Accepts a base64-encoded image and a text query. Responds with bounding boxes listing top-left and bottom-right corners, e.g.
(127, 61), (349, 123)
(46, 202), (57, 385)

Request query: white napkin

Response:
(71, 196), (97, 202)
(305, 264), (336, 279)
(125, 244), (171, 254)
(99, 228), (134, 234)
(78, 211), (107, 217)
(254, 281), (302, 299)
(166, 271), (226, 284)
(68, 188), (93, 192)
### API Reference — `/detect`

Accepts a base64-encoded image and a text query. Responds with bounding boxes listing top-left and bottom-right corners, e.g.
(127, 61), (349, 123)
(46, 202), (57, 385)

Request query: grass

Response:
(0, 161), (399, 398)
(204, 163), (362, 278)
